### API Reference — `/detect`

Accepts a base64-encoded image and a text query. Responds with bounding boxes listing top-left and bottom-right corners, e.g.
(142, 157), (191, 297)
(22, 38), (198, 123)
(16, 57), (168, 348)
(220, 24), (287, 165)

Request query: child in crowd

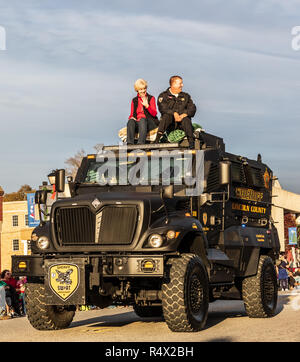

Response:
(16, 276), (27, 315)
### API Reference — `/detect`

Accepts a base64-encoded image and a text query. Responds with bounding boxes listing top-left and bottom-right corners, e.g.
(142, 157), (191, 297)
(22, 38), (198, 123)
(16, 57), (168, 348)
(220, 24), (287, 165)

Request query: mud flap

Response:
(44, 259), (86, 305)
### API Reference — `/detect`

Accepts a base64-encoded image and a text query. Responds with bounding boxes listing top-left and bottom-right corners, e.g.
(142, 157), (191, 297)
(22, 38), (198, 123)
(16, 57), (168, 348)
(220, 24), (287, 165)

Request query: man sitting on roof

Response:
(155, 75), (196, 149)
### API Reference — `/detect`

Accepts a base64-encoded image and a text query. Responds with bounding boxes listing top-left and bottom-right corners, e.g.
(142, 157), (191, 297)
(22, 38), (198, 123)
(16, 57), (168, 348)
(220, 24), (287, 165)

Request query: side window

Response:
(231, 162), (246, 183)
(12, 215), (18, 227)
(250, 167), (264, 188)
(12, 239), (19, 251)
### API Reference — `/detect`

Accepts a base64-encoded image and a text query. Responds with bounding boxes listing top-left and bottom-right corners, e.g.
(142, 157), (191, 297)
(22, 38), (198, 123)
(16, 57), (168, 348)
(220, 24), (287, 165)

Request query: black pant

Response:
(5, 286), (21, 314)
(157, 113), (194, 145)
(127, 117), (157, 144)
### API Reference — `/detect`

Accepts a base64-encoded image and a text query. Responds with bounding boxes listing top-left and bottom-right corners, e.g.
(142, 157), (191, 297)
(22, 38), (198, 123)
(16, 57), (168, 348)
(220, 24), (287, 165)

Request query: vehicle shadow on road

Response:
(70, 293), (294, 330)
(71, 307), (244, 332)
(205, 306), (247, 330)
(204, 293), (296, 330)
(70, 310), (162, 329)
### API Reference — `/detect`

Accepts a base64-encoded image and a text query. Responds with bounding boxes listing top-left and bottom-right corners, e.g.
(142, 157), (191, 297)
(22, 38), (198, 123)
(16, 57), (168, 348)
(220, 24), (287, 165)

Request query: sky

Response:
(0, 0), (300, 194)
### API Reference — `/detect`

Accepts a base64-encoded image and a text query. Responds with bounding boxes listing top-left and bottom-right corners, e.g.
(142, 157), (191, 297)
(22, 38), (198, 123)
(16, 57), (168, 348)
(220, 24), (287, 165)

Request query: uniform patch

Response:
(49, 263), (79, 301)
(158, 97), (163, 103)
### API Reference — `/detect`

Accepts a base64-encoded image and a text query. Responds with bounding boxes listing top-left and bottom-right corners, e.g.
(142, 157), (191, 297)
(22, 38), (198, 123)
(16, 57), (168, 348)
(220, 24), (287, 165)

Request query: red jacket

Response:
(5, 277), (18, 289)
(129, 93), (157, 121)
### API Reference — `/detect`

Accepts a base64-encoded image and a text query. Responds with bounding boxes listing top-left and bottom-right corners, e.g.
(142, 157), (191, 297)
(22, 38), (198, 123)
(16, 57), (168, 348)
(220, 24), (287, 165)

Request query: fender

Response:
(30, 221), (58, 254)
(155, 215), (208, 249)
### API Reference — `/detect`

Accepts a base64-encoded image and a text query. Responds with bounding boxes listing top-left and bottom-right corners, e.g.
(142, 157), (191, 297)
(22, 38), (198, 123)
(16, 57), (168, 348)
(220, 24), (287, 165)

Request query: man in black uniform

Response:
(155, 75), (196, 149)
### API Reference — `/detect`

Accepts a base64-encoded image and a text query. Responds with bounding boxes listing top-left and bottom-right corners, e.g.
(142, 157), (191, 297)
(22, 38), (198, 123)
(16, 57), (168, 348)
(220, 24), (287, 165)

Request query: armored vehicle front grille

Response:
(54, 205), (138, 247)
(96, 206), (138, 245)
(55, 207), (96, 245)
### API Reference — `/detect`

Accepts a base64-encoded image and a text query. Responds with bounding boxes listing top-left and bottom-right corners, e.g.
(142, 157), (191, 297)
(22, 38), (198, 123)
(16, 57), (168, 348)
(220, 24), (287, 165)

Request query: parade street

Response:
(0, 290), (299, 343)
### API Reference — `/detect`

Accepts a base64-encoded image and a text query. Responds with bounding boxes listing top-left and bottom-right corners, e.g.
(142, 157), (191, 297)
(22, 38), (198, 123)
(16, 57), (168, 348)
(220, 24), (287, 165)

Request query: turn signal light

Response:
(141, 259), (156, 273)
(18, 261), (27, 270)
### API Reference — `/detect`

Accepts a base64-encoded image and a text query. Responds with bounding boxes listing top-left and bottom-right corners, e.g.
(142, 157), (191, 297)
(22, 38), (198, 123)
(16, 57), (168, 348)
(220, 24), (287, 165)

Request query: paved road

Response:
(0, 290), (299, 343)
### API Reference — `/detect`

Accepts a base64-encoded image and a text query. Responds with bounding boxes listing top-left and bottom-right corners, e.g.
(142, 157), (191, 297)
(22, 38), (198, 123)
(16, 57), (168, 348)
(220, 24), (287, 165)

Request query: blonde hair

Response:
(134, 78), (148, 92)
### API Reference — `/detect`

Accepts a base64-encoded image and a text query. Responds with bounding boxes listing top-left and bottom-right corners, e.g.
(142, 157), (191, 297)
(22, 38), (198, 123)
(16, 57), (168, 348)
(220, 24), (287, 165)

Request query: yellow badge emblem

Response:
(49, 264), (79, 301)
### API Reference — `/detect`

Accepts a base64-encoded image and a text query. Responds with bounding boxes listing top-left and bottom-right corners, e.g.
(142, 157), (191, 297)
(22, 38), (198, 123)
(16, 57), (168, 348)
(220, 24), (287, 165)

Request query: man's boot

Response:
(154, 131), (163, 143)
(188, 137), (195, 149)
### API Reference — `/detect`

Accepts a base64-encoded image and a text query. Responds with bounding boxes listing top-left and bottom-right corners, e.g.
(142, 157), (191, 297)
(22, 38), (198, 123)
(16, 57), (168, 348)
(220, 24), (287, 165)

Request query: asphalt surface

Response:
(0, 290), (299, 343)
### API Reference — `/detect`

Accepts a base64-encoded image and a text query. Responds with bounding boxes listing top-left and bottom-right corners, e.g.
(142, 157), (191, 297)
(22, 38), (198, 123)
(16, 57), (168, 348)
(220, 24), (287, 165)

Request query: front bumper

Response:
(12, 254), (164, 277)
(12, 254), (164, 305)
(101, 255), (164, 276)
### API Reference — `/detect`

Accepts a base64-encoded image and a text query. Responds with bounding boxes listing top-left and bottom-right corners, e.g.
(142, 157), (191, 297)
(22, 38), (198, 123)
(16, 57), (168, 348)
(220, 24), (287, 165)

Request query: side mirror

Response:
(35, 190), (48, 205)
(219, 161), (231, 186)
(161, 185), (174, 199)
(55, 169), (65, 193)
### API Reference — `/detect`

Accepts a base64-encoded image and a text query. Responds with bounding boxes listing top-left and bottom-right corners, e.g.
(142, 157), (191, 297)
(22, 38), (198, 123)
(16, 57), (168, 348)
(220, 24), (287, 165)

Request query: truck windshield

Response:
(84, 150), (197, 186)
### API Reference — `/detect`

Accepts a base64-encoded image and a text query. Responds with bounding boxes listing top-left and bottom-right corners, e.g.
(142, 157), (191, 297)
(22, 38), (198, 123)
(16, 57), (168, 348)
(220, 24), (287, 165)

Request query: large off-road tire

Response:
(133, 305), (163, 318)
(162, 253), (209, 332)
(25, 283), (76, 330)
(242, 255), (278, 318)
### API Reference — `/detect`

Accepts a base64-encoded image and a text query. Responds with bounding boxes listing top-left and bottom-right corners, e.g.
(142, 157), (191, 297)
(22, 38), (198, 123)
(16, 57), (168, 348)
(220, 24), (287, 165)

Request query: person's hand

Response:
(174, 112), (181, 122)
(141, 97), (149, 108)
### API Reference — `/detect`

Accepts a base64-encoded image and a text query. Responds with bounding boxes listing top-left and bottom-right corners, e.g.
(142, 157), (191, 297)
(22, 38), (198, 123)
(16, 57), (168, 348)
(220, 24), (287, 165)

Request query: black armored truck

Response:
(12, 131), (280, 332)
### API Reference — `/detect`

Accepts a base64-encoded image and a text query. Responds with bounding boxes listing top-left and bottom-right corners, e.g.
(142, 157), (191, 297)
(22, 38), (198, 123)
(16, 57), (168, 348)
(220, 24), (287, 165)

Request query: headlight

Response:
(37, 236), (50, 249)
(148, 234), (163, 248)
(166, 230), (176, 239)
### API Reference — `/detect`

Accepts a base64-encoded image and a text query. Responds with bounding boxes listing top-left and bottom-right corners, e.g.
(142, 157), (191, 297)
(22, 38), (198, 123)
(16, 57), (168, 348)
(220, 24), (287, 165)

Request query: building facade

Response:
(272, 179), (300, 251)
(0, 200), (34, 271)
(0, 187), (3, 268)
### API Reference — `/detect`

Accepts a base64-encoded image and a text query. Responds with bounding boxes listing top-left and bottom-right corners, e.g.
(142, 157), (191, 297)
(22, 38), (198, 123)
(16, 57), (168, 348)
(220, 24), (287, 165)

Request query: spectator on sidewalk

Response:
(16, 276), (27, 315)
(293, 268), (300, 288)
(288, 270), (296, 290)
(0, 279), (10, 318)
(276, 254), (290, 291)
(0, 270), (21, 316)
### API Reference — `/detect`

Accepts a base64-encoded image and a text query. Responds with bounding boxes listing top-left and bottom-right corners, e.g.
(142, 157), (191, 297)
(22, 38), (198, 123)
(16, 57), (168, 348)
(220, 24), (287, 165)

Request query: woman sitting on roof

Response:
(126, 78), (159, 145)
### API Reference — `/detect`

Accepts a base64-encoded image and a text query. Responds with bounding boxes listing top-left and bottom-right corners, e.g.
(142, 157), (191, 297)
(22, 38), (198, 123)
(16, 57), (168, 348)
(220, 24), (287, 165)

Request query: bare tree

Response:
(65, 149), (86, 178)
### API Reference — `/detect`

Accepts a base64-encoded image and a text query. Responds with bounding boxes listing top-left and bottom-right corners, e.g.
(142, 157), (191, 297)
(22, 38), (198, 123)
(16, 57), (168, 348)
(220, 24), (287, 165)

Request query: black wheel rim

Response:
(188, 272), (205, 321)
